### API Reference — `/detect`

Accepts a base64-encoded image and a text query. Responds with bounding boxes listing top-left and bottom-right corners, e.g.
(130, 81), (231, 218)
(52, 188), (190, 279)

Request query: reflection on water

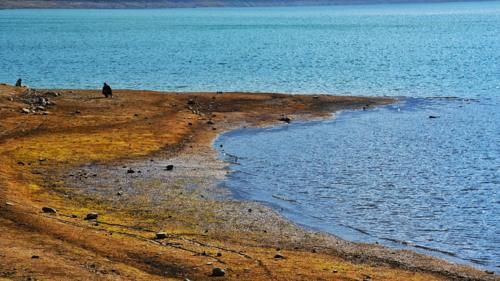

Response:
(215, 97), (499, 270)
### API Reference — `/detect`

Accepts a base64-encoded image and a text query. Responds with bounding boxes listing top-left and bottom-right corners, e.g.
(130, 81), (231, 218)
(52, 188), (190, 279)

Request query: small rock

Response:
(333, 269), (338, 273)
(165, 165), (174, 171)
(71, 214), (78, 218)
(278, 116), (291, 123)
(248, 208), (252, 213)
(116, 191), (123, 196)
(155, 232), (167, 239)
(5, 202), (14, 206)
(42, 111), (49, 115)
(21, 108), (30, 114)
(188, 122), (193, 126)
(17, 161), (25, 166)
(429, 115), (440, 119)
(31, 255), (40, 259)
(41, 207), (57, 214)
(207, 120), (214, 125)
(211, 267), (225, 277)
(216, 252), (222, 257)
(127, 168), (135, 174)
(84, 212), (98, 220)
(274, 254), (285, 259)
(187, 99), (196, 105)
(313, 95), (319, 99)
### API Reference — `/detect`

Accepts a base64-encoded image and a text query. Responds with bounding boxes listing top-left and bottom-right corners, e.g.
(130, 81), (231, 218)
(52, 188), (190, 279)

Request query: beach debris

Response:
(429, 115), (440, 119)
(155, 232), (167, 239)
(278, 115), (291, 123)
(41, 207), (57, 214)
(102, 82), (113, 98)
(211, 267), (225, 277)
(15, 78), (22, 87)
(84, 212), (98, 220)
(274, 254), (286, 259)
(18, 88), (59, 114)
(165, 165), (174, 171)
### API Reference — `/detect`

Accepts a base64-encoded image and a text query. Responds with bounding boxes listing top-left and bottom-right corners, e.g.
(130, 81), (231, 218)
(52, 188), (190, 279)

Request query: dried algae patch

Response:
(0, 84), (493, 281)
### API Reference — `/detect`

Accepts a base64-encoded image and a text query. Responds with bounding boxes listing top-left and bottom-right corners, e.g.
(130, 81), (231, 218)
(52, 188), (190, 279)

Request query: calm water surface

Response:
(1, 2), (499, 271)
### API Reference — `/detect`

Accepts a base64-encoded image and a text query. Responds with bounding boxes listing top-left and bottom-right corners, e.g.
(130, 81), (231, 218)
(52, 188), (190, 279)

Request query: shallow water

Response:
(1, 1), (499, 271)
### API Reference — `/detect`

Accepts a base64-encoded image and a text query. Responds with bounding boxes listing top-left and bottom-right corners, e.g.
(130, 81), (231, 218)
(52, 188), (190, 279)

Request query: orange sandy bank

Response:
(0, 84), (496, 281)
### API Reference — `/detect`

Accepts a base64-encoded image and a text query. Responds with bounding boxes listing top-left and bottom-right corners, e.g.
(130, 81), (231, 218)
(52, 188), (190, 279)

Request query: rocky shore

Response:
(0, 83), (496, 280)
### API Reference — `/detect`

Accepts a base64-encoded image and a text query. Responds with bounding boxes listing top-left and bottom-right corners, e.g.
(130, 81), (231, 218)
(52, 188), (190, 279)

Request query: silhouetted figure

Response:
(102, 82), (112, 98)
(15, 78), (22, 87)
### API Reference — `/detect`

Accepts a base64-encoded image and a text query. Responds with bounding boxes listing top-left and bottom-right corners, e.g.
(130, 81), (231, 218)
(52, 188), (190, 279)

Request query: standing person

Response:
(102, 82), (112, 98)
(15, 78), (22, 87)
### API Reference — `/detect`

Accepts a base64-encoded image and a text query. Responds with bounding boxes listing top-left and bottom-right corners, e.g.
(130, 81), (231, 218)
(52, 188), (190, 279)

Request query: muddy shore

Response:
(0, 83), (496, 281)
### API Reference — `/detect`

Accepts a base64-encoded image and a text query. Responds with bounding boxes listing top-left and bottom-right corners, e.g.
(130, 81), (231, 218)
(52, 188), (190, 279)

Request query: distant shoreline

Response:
(0, 0), (494, 9)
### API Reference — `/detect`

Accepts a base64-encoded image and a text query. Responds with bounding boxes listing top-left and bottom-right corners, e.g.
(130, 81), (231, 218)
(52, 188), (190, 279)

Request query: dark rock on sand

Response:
(165, 165), (174, 171)
(429, 115), (440, 119)
(41, 207), (57, 214)
(274, 254), (285, 259)
(127, 168), (135, 174)
(278, 116), (291, 123)
(155, 232), (167, 239)
(84, 212), (98, 220)
(211, 267), (225, 277)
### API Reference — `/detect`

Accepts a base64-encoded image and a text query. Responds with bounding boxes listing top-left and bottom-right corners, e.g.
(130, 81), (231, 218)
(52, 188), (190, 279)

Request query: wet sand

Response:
(0, 83), (496, 280)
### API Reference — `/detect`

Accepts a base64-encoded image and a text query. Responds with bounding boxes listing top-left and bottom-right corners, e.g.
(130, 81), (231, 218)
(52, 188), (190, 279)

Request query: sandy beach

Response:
(0, 83), (496, 281)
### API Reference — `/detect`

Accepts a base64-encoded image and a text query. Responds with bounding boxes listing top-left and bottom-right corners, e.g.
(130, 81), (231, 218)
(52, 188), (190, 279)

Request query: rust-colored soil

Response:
(0, 84), (496, 281)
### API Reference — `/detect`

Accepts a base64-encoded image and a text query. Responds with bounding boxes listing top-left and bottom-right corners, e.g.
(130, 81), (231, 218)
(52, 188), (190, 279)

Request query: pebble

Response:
(211, 267), (225, 277)
(84, 212), (98, 220)
(165, 165), (174, 171)
(155, 232), (167, 239)
(278, 116), (291, 123)
(127, 168), (135, 174)
(41, 207), (57, 214)
(274, 254), (285, 259)
(21, 108), (30, 113)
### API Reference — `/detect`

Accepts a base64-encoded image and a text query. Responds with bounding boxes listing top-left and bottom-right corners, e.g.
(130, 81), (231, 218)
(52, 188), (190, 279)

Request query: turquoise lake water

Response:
(1, 2), (499, 271)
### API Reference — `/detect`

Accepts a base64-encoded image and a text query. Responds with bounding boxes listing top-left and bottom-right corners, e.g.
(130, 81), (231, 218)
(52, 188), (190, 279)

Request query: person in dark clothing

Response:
(15, 78), (22, 87)
(102, 82), (112, 98)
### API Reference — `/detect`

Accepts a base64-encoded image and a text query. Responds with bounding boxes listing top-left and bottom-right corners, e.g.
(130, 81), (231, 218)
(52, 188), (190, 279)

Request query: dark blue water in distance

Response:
(1, 2), (499, 271)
